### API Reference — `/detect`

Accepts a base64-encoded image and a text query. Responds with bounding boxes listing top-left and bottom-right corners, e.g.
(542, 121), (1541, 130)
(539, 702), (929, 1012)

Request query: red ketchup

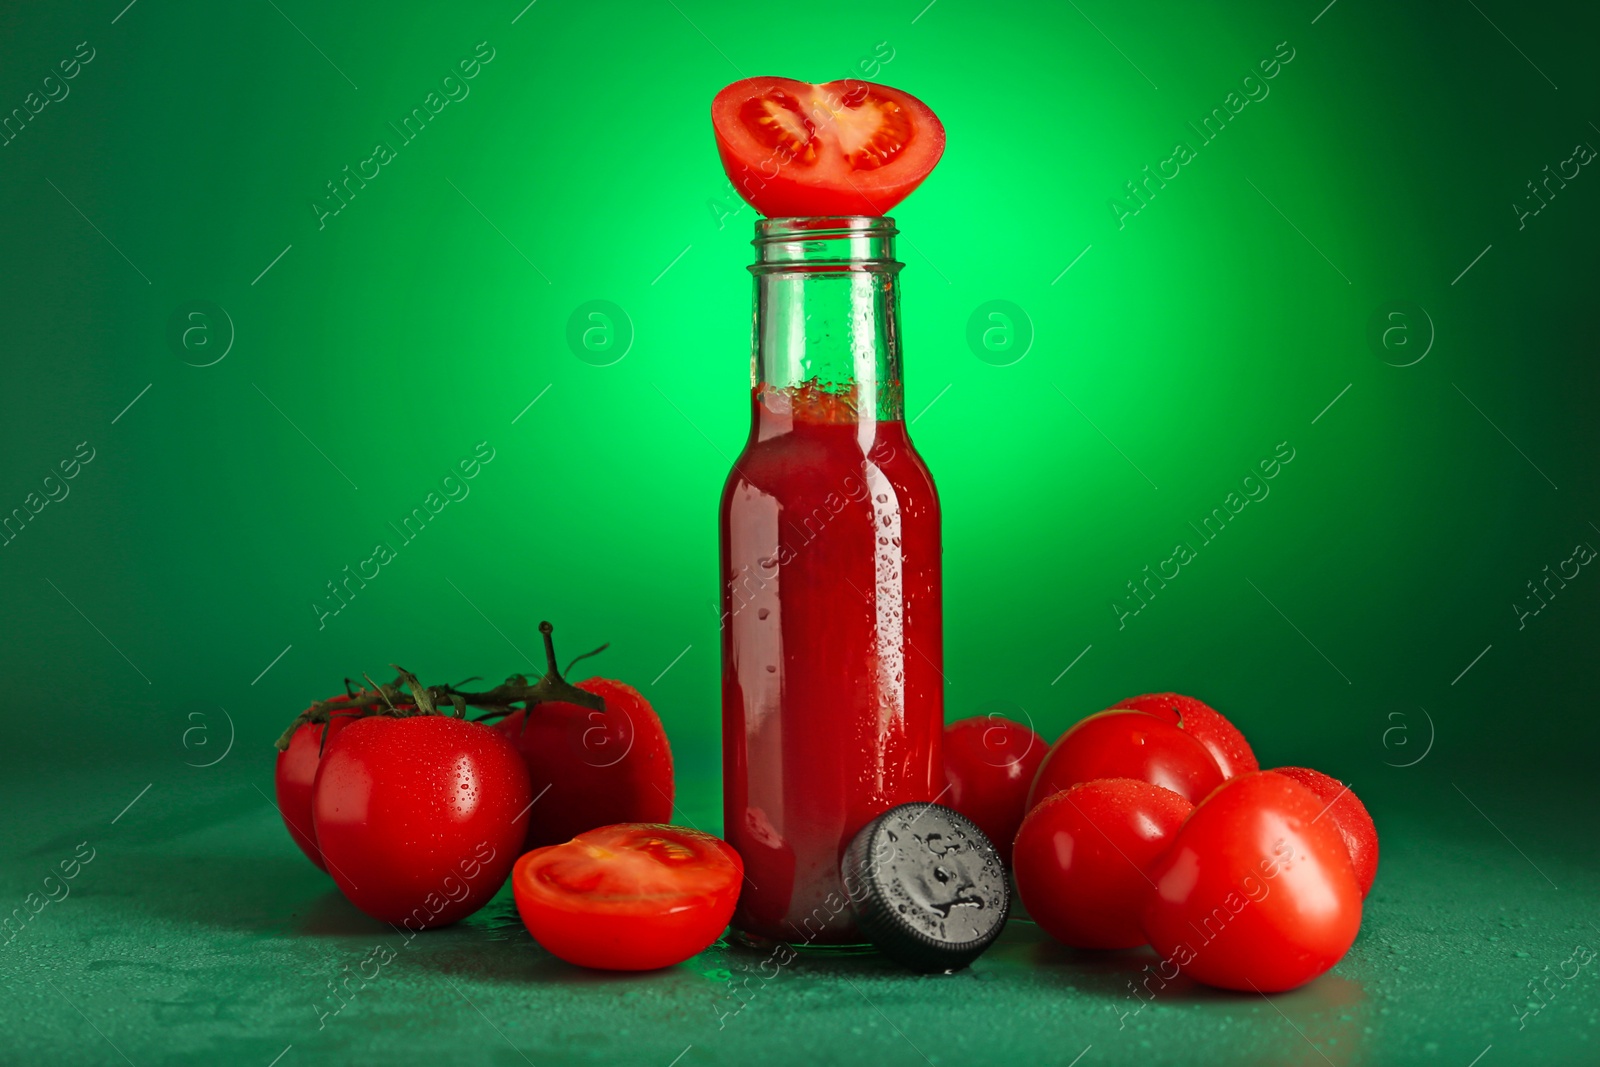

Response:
(720, 218), (943, 945)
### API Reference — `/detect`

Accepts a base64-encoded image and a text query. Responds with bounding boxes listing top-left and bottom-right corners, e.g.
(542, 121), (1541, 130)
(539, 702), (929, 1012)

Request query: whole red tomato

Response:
(1140, 771), (1362, 992)
(274, 696), (365, 871)
(1112, 692), (1258, 779)
(313, 714), (531, 927)
(513, 823), (742, 971)
(1013, 778), (1193, 949)
(1028, 710), (1224, 811)
(496, 678), (674, 850)
(943, 715), (1048, 865)
(1272, 766), (1379, 897)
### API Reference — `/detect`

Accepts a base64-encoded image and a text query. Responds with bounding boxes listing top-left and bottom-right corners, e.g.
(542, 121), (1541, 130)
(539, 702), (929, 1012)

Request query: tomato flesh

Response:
(312, 715), (531, 928)
(513, 824), (742, 971)
(712, 76), (945, 217)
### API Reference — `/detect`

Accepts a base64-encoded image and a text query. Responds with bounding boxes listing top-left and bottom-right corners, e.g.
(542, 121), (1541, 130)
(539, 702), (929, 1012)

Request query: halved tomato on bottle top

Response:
(712, 76), (945, 218)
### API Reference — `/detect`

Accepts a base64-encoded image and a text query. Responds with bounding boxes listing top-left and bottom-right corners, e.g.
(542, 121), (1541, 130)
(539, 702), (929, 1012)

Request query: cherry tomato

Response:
(273, 696), (364, 871)
(512, 823), (743, 971)
(1140, 771), (1362, 992)
(712, 76), (945, 217)
(496, 678), (674, 851)
(1272, 766), (1379, 898)
(1028, 710), (1224, 810)
(1112, 692), (1258, 779)
(1013, 779), (1193, 949)
(313, 715), (531, 927)
(943, 715), (1047, 865)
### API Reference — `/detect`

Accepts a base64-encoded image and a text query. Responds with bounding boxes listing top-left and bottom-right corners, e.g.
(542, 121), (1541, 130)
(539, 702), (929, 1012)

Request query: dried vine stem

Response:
(273, 621), (606, 751)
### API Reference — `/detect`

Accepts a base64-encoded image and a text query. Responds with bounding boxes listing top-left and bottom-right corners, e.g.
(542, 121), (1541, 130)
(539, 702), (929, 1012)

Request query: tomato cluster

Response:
(277, 677), (1372, 982)
(946, 693), (1377, 992)
(273, 684), (665, 931)
(270, 634), (737, 970)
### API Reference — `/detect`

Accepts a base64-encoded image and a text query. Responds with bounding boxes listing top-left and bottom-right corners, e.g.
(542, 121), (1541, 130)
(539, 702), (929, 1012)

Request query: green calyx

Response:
(272, 621), (607, 752)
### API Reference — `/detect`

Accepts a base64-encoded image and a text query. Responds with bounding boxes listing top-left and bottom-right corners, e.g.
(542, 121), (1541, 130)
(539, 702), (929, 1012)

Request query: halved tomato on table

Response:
(512, 824), (743, 970)
(712, 76), (945, 217)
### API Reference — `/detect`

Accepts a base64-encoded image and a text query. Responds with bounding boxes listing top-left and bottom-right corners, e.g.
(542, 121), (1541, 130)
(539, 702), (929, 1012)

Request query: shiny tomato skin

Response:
(712, 76), (945, 217)
(497, 678), (674, 851)
(274, 699), (362, 870)
(1013, 779), (1193, 949)
(512, 823), (743, 971)
(943, 716), (1048, 865)
(1271, 766), (1379, 898)
(312, 715), (532, 928)
(1028, 711), (1224, 811)
(1113, 693), (1259, 779)
(1141, 771), (1362, 992)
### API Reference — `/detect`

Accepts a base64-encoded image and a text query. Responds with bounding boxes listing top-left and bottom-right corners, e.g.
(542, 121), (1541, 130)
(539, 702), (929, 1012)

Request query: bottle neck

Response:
(749, 217), (904, 432)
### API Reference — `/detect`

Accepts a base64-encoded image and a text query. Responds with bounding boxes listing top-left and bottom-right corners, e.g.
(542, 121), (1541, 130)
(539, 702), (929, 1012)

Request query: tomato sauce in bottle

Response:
(720, 217), (943, 945)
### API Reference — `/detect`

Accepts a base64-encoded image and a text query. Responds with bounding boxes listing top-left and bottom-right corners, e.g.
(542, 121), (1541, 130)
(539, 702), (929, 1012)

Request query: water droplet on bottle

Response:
(876, 494), (888, 503)
(757, 608), (769, 620)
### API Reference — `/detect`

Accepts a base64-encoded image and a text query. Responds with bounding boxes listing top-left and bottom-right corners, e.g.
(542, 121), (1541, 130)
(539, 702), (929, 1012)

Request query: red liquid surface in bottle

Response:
(720, 386), (942, 944)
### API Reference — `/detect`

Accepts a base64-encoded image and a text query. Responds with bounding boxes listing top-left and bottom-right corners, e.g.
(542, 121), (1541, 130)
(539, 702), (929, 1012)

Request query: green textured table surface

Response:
(4, 754), (1595, 1067)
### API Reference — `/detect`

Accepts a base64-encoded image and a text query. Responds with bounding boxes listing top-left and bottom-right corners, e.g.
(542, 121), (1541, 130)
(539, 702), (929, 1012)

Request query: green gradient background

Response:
(3, 0), (1599, 1064)
(5, 0), (1598, 770)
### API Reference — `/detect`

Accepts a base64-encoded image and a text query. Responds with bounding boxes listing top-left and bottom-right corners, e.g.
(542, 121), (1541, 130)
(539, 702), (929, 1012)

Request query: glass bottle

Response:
(719, 216), (943, 945)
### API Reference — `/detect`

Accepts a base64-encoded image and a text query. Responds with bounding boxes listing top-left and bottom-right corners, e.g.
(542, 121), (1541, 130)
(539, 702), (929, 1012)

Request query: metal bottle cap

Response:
(841, 802), (1010, 972)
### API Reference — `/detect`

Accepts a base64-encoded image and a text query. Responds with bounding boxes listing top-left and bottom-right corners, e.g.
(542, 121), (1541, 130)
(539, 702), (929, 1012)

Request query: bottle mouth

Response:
(752, 216), (901, 274)
(755, 216), (896, 240)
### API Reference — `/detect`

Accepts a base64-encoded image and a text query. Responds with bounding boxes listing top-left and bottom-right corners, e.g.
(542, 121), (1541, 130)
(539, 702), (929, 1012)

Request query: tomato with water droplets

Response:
(712, 76), (945, 218)
(1140, 771), (1362, 992)
(274, 695), (367, 871)
(1013, 778), (1193, 949)
(312, 715), (531, 928)
(1028, 710), (1224, 810)
(1271, 766), (1379, 898)
(943, 715), (1047, 866)
(495, 678), (674, 851)
(1112, 692), (1258, 780)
